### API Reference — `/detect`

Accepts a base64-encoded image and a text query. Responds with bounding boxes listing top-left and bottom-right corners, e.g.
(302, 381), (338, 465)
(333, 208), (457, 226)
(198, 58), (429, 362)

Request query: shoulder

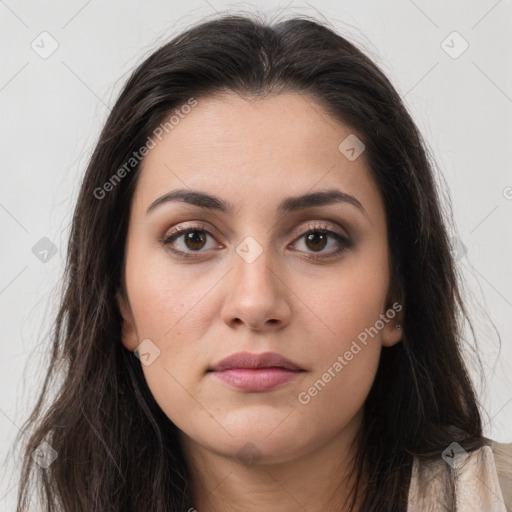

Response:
(490, 439), (512, 511)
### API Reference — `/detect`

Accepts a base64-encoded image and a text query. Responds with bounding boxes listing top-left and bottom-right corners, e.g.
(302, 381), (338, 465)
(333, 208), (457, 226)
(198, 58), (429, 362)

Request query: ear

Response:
(381, 306), (403, 348)
(381, 281), (405, 348)
(116, 289), (139, 352)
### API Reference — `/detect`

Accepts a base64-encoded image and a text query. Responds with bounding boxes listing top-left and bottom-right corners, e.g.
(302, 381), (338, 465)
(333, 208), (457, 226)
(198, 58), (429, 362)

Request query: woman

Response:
(14, 12), (511, 512)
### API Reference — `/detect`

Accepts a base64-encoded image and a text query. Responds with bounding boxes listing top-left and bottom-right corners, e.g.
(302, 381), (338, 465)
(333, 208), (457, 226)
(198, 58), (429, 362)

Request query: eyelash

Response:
(159, 223), (351, 260)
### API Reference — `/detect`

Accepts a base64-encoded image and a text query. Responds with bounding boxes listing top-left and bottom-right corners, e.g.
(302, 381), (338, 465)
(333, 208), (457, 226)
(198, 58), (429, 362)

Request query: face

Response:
(117, 91), (402, 465)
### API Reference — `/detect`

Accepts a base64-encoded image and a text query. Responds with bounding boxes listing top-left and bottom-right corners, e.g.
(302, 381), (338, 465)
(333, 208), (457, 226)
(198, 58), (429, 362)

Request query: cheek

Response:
(302, 257), (390, 360)
(297, 276), (384, 400)
(292, 292), (383, 452)
(293, 250), (388, 412)
(299, 336), (381, 409)
(124, 250), (220, 427)
(125, 242), (213, 341)
(283, 344), (379, 461)
(127, 273), (210, 376)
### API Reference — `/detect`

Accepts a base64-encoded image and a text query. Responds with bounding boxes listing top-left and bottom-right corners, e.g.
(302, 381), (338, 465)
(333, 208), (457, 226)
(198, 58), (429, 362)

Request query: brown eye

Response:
(160, 225), (220, 259)
(181, 230), (208, 251)
(291, 224), (352, 260)
(304, 232), (328, 252)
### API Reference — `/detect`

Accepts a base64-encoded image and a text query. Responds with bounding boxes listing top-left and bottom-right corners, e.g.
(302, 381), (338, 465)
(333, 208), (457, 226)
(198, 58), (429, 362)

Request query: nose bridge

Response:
(221, 233), (290, 329)
(233, 233), (279, 299)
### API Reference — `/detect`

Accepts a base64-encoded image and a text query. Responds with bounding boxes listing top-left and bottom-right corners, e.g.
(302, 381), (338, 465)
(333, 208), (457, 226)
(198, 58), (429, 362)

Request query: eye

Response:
(159, 222), (351, 261)
(159, 224), (220, 259)
(290, 223), (351, 260)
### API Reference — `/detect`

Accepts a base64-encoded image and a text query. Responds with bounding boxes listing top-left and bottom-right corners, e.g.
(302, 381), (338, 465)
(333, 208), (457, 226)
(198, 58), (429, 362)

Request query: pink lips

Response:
(208, 351), (305, 392)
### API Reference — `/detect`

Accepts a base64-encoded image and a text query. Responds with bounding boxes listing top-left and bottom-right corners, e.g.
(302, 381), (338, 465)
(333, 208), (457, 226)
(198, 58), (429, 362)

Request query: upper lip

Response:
(208, 351), (303, 372)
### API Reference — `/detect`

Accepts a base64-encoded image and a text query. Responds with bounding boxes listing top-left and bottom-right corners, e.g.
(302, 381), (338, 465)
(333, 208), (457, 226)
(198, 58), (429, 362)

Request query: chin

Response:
(199, 427), (310, 466)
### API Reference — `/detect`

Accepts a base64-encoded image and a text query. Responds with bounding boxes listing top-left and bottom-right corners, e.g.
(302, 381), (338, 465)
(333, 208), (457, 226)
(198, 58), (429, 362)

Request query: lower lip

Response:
(210, 368), (303, 392)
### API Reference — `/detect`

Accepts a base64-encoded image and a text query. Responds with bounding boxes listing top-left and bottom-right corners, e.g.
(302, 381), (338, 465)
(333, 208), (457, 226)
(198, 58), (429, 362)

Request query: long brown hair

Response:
(13, 11), (487, 511)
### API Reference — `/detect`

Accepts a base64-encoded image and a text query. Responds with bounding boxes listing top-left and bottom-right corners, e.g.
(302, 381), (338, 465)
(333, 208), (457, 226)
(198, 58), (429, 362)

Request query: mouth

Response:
(207, 351), (305, 392)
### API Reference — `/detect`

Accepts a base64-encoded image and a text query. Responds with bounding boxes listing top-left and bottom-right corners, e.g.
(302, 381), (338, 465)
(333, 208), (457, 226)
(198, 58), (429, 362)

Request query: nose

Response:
(220, 243), (291, 331)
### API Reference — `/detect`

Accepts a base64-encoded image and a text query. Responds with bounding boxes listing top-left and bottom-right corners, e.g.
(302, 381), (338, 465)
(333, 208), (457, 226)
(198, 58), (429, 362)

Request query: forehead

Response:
(132, 92), (384, 222)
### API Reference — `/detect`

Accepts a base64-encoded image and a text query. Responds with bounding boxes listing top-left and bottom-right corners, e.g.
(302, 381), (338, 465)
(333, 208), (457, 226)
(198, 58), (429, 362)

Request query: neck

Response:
(180, 410), (366, 512)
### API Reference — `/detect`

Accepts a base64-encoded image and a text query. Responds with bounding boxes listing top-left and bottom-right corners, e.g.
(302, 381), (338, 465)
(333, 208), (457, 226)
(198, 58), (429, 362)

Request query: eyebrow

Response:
(146, 188), (368, 218)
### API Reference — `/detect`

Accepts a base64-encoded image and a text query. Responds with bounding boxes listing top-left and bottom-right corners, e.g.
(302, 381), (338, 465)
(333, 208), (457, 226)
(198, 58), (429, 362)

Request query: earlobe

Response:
(382, 289), (404, 347)
(116, 289), (139, 352)
(381, 321), (403, 347)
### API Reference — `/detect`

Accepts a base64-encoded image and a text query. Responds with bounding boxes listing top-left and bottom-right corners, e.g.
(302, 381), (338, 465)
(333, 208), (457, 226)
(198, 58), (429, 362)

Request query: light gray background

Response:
(1, 0), (511, 508)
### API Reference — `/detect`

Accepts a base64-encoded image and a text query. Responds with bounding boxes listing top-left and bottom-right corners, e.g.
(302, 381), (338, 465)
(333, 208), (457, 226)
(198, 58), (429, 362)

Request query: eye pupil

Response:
(185, 231), (207, 250)
(305, 232), (327, 251)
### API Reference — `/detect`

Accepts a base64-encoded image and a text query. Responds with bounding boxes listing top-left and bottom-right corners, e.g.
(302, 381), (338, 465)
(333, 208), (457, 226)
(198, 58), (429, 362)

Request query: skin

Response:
(117, 91), (403, 512)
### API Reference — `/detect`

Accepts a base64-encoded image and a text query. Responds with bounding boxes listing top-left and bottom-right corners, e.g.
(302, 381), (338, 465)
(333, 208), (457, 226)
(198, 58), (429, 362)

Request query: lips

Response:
(208, 351), (305, 392)
(208, 351), (303, 372)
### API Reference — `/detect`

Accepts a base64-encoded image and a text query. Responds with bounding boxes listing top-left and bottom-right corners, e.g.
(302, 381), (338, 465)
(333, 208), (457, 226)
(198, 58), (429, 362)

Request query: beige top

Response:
(408, 440), (512, 511)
